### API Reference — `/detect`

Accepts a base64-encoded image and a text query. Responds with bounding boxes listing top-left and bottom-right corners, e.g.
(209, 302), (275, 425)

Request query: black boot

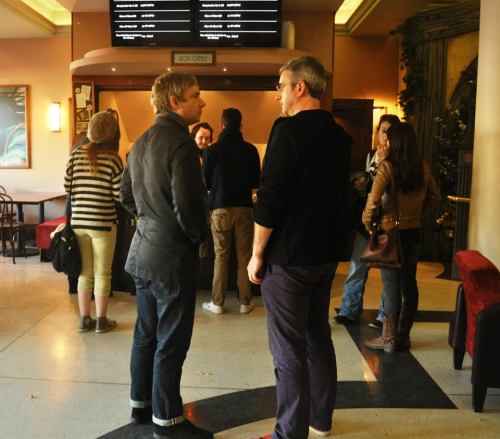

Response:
(130, 406), (152, 424)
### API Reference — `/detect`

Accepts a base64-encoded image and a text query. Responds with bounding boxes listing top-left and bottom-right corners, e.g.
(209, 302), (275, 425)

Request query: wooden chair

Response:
(0, 193), (26, 264)
(0, 186), (16, 221)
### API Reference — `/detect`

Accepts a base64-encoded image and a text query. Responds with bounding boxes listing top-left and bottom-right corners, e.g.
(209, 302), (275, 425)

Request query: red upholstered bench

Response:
(36, 215), (66, 253)
(449, 250), (500, 412)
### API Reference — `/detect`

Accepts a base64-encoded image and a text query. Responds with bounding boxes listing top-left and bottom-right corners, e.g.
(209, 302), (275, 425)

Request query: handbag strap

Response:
(390, 168), (400, 228)
(65, 153), (76, 226)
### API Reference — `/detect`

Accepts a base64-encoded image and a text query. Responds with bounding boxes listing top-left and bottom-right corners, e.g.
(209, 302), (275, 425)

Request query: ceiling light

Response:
(335, 0), (364, 25)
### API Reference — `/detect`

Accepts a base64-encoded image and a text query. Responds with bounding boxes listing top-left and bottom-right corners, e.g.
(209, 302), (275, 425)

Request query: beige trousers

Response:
(74, 225), (117, 297)
(210, 207), (253, 306)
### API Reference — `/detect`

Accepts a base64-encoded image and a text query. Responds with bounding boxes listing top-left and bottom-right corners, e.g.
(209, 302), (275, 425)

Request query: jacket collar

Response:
(155, 111), (189, 134)
(217, 127), (243, 143)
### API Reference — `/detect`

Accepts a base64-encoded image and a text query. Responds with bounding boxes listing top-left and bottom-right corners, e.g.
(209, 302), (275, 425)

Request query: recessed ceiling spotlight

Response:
(111, 67), (116, 72)
(167, 67), (172, 71)
(223, 67), (228, 72)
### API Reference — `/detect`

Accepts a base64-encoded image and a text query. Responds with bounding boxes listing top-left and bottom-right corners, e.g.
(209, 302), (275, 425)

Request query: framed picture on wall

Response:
(0, 85), (30, 169)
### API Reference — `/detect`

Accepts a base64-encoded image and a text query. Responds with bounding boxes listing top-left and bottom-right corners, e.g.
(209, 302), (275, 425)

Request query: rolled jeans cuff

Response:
(130, 398), (152, 408)
(153, 414), (185, 426)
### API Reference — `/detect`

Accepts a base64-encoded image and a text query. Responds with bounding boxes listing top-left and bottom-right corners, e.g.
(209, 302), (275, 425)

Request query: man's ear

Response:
(168, 95), (178, 110)
(296, 80), (307, 97)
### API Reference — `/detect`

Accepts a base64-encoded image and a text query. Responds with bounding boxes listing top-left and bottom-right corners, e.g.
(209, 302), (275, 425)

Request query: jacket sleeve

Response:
(250, 146), (261, 190)
(202, 148), (213, 191)
(120, 159), (137, 217)
(362, 160), (391, 232)
(255, 120), (298, 228)
(171, 140), (208, 243)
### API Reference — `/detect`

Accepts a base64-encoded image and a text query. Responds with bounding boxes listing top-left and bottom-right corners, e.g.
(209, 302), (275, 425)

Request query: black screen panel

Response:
(109, 0), (281, 47)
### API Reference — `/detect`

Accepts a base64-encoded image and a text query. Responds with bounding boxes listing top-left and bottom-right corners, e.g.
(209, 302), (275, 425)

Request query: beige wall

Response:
(446, 32), (479, 103)
(283, 11), (334, 72)
(333, 35), (400, 115)
(99, 90), (282, 162)
(72, 13), (111, 61)
(0, 36), (72, 222)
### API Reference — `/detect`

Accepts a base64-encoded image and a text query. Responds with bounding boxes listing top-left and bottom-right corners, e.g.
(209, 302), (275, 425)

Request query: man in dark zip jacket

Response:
(202, 108), (261, 315)
(120, 72), (212, 439)
(248, 56), (352, 439)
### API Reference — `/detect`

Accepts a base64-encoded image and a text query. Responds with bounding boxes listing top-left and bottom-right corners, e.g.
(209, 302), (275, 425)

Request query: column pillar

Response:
(468, 0), (500, 266)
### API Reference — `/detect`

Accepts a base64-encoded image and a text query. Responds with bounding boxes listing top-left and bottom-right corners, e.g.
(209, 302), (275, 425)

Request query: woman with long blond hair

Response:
(64, 109), (123, 333)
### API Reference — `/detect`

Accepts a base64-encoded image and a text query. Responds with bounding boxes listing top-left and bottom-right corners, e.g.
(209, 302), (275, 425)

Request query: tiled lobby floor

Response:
(0, 256), (499, 438)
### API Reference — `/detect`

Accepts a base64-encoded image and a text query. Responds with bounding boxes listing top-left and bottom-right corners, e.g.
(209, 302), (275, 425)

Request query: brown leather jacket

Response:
(362, 159), (441, 232)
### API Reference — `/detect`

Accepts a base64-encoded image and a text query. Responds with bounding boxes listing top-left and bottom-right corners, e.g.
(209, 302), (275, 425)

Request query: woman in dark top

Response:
(362, 123), (440, 353)
(64, 110), (123, 333)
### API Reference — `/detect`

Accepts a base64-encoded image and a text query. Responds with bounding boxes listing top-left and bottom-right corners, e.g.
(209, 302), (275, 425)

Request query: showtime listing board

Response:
(110, 0), (193, 47)
(109, 0), (281, 47)
(196, 1), (281, 46)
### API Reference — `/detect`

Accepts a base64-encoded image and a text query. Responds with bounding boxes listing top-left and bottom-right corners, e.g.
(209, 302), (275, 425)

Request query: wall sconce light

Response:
(48, 102), (61, 132)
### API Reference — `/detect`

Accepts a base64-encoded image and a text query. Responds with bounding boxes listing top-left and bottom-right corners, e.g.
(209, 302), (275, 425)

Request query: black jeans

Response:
(261, 263), (338, 439)
(129, 251), (198, 426)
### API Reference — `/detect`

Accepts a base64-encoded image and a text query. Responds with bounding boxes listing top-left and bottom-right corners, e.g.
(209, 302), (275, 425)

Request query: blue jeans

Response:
(381, 229), (420, 318)
(262, 263), (338, 439)
(129, 250), (198, 426)
(339, 231), (384, 321)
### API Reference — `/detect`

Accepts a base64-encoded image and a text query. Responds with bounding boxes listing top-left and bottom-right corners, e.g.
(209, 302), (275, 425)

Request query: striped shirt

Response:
(64, 147), (123, 231)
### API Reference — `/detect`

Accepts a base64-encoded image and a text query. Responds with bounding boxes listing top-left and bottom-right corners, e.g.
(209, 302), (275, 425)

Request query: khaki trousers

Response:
(74, 225), (117, 296)
(210, 207), (253, 306)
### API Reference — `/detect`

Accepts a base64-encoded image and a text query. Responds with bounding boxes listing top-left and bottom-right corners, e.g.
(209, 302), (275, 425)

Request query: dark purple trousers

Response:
(261, 263), (338, 439)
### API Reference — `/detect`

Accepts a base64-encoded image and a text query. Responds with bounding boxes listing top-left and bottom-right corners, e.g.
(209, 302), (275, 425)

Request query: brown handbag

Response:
(360, 178), (402, 270)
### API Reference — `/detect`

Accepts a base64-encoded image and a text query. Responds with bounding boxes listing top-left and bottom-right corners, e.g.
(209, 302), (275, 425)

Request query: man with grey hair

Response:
(248, 56), (352, 438)
(121, 72), (212, 439)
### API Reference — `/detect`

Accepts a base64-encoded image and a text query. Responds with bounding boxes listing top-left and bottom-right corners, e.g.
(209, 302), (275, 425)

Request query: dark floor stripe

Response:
(99, 309), (456, 438)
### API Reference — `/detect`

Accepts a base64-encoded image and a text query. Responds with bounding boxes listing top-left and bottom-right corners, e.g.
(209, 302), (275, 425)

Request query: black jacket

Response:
(120, 112), (208, 282)
(203, 128), (261, 209)
(255, 110), (352, 266)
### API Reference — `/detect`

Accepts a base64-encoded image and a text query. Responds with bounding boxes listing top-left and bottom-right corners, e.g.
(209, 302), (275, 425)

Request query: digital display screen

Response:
(109, 0), (281, 47)
(196, 1), (281, 46)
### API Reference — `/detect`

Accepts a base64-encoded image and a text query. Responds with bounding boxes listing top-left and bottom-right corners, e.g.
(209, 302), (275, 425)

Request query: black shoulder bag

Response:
(50, 159), (82, 277)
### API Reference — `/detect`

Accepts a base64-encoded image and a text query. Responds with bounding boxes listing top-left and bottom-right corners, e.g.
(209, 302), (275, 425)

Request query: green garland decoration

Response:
(390, 18), (426, 120)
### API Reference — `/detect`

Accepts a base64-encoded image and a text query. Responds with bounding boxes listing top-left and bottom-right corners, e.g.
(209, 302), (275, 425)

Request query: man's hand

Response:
(248, 254), (264, 285)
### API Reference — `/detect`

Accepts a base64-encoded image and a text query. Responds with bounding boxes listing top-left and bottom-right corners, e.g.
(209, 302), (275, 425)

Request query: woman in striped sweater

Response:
(64, 110), (124, 333)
